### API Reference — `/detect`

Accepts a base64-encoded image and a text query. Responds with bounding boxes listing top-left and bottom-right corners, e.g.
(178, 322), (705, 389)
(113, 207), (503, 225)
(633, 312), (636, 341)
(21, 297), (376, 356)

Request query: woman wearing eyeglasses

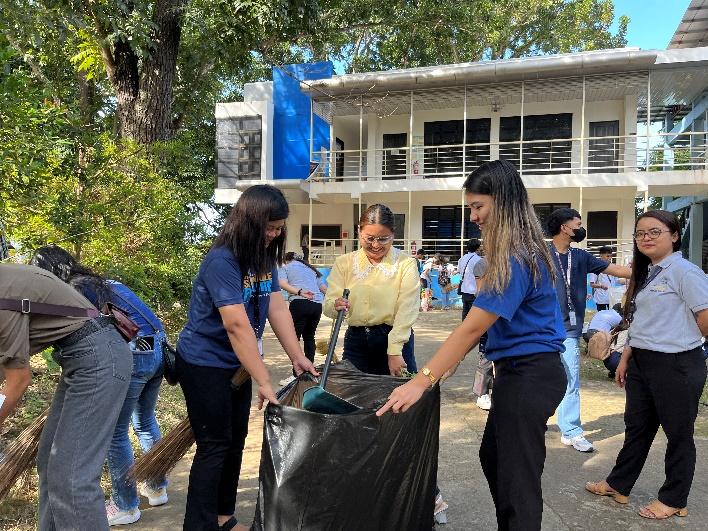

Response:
(586, 210), (708, 521)
(324, 204), (419, 377)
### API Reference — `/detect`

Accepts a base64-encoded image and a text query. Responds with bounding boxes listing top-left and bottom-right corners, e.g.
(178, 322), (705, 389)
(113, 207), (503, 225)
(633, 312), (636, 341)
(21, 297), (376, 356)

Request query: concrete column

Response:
(689, 202), (704, 267)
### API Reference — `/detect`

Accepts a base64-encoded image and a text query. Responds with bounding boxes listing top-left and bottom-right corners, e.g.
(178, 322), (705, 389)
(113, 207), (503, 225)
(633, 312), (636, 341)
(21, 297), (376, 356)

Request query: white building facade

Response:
(216, 46), (708, 269)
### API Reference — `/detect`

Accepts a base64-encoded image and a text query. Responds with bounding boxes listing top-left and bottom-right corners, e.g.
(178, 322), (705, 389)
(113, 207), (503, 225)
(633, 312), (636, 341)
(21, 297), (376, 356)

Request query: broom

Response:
(129, 368), (250, 484)
(0, 408), (49, 501)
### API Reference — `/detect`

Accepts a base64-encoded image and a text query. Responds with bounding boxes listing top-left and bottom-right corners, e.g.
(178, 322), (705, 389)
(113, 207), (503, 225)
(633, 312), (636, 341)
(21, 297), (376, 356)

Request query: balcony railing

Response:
(311, 131), (708, 181)
(308, 238), (634, 267)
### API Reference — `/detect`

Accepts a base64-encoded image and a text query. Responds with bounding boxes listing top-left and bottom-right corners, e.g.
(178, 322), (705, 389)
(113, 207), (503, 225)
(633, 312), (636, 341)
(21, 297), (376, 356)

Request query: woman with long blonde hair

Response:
(377, 160), (567, 531)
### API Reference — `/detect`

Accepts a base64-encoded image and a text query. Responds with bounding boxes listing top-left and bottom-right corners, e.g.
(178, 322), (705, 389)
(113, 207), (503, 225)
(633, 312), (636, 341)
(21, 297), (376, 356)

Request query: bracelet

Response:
(297, 289), (302, 296)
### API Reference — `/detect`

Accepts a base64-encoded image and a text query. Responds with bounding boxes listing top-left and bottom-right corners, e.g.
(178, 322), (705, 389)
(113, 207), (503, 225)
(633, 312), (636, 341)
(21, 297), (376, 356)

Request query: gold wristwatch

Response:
(421, 367), (437, 386)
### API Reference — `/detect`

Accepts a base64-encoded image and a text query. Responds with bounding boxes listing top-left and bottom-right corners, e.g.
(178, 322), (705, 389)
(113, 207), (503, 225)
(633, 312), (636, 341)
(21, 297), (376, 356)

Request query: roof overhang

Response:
(302, 48), (659, 97)
(669, 0), (708, 49)
(302, 48), (708, 99)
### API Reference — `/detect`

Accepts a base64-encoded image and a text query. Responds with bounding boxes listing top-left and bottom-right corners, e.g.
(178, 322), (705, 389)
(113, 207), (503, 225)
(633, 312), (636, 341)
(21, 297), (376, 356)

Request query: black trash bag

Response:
(252, 361), (440, 531)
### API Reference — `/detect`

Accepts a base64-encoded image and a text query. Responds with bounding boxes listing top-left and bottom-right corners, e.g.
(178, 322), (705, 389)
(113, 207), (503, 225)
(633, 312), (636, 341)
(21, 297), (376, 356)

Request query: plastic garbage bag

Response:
(252, 361), (440, 531)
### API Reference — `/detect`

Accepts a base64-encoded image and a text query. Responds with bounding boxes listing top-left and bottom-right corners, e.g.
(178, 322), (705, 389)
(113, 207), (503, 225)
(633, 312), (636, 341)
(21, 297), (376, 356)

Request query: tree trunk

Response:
(109, 0), (185, 143)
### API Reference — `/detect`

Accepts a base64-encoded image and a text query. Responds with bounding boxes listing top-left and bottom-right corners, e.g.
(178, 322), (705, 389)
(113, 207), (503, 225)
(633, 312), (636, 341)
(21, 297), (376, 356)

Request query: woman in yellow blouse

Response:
(324, 204), (420, 376)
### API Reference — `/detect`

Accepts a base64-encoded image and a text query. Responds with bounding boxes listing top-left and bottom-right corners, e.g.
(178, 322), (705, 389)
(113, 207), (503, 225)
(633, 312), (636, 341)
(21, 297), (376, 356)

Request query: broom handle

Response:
(319, 289), (350, 389)
(230, 366), (251, 389)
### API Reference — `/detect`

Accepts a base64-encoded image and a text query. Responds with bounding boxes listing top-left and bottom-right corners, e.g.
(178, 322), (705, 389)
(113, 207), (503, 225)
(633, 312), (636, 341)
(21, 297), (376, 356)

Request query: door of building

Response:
(588, 121), (620, 173)
(383, 133), (408, 179)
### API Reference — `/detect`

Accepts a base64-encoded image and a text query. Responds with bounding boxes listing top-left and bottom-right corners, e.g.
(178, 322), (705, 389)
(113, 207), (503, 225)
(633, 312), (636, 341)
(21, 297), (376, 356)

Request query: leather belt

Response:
(56, 315), (116, 348)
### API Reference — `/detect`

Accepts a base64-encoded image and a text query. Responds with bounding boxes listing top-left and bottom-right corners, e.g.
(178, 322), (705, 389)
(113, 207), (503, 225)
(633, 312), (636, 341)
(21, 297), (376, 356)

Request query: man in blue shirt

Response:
(548, 208), (630, 452)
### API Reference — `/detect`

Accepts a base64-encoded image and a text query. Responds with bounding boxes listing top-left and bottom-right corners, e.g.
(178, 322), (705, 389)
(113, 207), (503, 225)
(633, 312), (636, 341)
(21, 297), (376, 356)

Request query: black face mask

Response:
(570, 227), (586, 243)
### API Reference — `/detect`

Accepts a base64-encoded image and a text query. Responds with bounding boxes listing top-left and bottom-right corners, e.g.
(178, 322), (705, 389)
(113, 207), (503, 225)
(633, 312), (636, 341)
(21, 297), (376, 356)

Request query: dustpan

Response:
(302, 289), (360, 414)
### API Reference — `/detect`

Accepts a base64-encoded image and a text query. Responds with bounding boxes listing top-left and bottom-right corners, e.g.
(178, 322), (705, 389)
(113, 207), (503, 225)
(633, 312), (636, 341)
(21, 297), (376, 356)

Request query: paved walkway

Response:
(134, 312), (708, 530)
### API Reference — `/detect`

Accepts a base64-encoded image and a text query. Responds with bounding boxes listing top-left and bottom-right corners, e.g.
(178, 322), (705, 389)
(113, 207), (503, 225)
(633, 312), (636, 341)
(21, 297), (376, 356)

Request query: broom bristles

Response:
(0, 409), (49, 501)
(129, 368), (251, 484)
(128, 417), (195, 484)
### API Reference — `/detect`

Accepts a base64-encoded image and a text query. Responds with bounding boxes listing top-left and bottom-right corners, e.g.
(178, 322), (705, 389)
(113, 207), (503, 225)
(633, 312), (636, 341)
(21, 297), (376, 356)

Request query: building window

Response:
(383, 133), (408, 178)
(217, 116), (262, 182)
(499, 113), (572, 173)
(422, 206), (480, 260)
(423, 119), (491, 177)
(588, 121), (620, 173)
(533, 203), (571, 236)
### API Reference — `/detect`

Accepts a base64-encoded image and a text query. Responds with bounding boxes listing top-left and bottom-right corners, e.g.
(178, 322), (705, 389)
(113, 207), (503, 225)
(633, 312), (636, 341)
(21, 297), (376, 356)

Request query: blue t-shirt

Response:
(177, 246), (279, 369)
(549, 245), (609, 338)
(473, 256), (565, 361)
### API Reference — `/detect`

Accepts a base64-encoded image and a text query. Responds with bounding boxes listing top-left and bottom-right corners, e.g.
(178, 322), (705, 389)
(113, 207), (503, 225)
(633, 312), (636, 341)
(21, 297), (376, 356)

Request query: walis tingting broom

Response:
(0, 408), (49, 501)
(129, 367), (250, 485)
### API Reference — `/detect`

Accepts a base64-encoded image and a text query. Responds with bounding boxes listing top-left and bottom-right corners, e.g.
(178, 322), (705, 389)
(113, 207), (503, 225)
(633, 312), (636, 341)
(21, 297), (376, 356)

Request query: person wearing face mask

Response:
(547, 208), (631, 453)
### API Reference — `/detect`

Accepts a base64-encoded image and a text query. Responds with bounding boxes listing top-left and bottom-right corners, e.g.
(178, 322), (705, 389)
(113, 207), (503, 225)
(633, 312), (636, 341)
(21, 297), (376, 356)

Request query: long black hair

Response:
(284, 251), (321, 277)
(30, 244), (112, 309)
(213, 184), (289, 276)
(623, 209), (681, 323)
(463, 159), (554, 292)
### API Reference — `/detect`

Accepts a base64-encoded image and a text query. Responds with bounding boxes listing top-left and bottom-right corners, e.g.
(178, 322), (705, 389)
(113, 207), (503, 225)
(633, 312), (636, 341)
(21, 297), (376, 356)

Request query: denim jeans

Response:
(37, 324), (131, 531)
(108, 335), (167, 511)
(557, 336), (583, 438)
(343, 325), (416, 375)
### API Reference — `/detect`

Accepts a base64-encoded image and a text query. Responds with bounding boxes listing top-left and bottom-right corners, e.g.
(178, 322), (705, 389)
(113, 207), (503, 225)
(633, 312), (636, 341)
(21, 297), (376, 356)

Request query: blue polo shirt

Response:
(549, 244), (609, 338)
(473, 256), (565, 361)
(177, 246), (279, 369)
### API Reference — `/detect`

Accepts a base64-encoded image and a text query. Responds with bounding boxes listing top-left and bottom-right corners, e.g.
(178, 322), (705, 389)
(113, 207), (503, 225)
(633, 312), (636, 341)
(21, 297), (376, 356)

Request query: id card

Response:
(569, 312), (577, 327)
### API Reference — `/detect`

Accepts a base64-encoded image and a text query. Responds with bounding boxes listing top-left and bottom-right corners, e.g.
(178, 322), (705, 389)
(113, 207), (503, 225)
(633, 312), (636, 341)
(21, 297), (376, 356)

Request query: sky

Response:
(612, 0), (691, 49)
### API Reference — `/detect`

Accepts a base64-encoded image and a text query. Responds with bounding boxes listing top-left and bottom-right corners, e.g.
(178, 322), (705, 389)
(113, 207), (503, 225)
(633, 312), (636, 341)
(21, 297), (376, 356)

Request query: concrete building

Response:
(215, 6), (708, 269)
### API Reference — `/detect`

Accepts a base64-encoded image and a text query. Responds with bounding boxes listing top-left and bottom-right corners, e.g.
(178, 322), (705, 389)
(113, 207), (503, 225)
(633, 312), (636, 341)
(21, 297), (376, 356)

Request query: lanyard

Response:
(627, 265), (663, 324)
(553, 247), (574, 312)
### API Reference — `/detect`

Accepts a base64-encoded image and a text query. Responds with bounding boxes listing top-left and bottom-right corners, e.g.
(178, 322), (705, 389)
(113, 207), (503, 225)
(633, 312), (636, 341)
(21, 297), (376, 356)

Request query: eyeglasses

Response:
(633, 229), (671, 240)
(361, 235), (394, 245)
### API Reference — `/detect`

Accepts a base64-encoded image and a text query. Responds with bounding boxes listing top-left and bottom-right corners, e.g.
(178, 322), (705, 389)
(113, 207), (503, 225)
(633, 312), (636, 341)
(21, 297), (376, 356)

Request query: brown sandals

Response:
(584, 481), (629, 504)
(638, 500), (688, 520)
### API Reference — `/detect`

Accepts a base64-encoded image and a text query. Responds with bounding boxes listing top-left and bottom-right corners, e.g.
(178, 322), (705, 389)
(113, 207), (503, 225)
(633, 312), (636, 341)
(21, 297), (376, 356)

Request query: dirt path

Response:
(134, 311), (708, 530)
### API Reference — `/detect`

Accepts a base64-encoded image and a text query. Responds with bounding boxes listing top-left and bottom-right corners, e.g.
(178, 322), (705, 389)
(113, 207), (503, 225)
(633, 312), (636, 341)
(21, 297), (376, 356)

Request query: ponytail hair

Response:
(285, 251), (321, 278)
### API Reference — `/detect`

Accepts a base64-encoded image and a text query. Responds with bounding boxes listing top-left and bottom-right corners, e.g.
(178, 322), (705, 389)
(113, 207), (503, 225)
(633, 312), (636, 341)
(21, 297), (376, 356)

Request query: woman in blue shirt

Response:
(176, 185), (317, 531)
(377, 160), (567, 531)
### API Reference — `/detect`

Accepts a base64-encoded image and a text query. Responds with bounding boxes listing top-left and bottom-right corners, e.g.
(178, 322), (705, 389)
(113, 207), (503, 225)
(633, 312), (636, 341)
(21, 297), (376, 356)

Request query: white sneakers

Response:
(476, 394), (492, 411)
(434, 492), (449, 524)
(139, 484), (169, 506)
(561, 434), (594, 453)
(106, 501), (140, 526)
(279, 375), (296, 386)
(106, 485), (168, 526)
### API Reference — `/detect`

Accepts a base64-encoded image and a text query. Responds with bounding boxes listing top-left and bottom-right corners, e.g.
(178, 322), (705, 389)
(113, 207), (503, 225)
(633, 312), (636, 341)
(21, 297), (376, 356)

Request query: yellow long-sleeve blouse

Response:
(323, 247), (420, 356)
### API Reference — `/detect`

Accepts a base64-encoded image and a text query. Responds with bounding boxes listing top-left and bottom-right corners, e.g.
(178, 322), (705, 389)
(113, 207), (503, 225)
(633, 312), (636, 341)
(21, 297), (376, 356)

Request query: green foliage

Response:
(307, 0), (629, 72)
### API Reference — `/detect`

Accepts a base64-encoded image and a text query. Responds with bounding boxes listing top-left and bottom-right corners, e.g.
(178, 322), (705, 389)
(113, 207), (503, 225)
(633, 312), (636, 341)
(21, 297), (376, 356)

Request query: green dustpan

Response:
(302, 289), (360, 415)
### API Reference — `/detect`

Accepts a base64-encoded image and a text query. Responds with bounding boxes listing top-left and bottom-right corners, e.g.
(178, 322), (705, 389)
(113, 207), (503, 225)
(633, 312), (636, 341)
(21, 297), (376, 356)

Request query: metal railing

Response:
(310, 131), (708, 181)
(307, 238), (634, 267)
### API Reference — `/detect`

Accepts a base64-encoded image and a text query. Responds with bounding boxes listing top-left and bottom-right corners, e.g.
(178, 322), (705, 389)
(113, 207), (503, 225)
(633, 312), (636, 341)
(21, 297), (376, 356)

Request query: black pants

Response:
(606, 347), (706, 508)
(479, 353), (566, 531)
(176, 353), (252, 530)
(461, 293), (476, 320)
(343, 325), (416, 375)
(288, 298), (322, 363)
(595, 303), (609, 311)
(301, 246), (309, 262)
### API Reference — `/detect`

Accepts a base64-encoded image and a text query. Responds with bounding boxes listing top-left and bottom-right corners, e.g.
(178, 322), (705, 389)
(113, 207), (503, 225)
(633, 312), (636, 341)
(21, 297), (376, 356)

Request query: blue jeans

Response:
(108, 337), (167, 511)
(557, 337), (583, 438)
